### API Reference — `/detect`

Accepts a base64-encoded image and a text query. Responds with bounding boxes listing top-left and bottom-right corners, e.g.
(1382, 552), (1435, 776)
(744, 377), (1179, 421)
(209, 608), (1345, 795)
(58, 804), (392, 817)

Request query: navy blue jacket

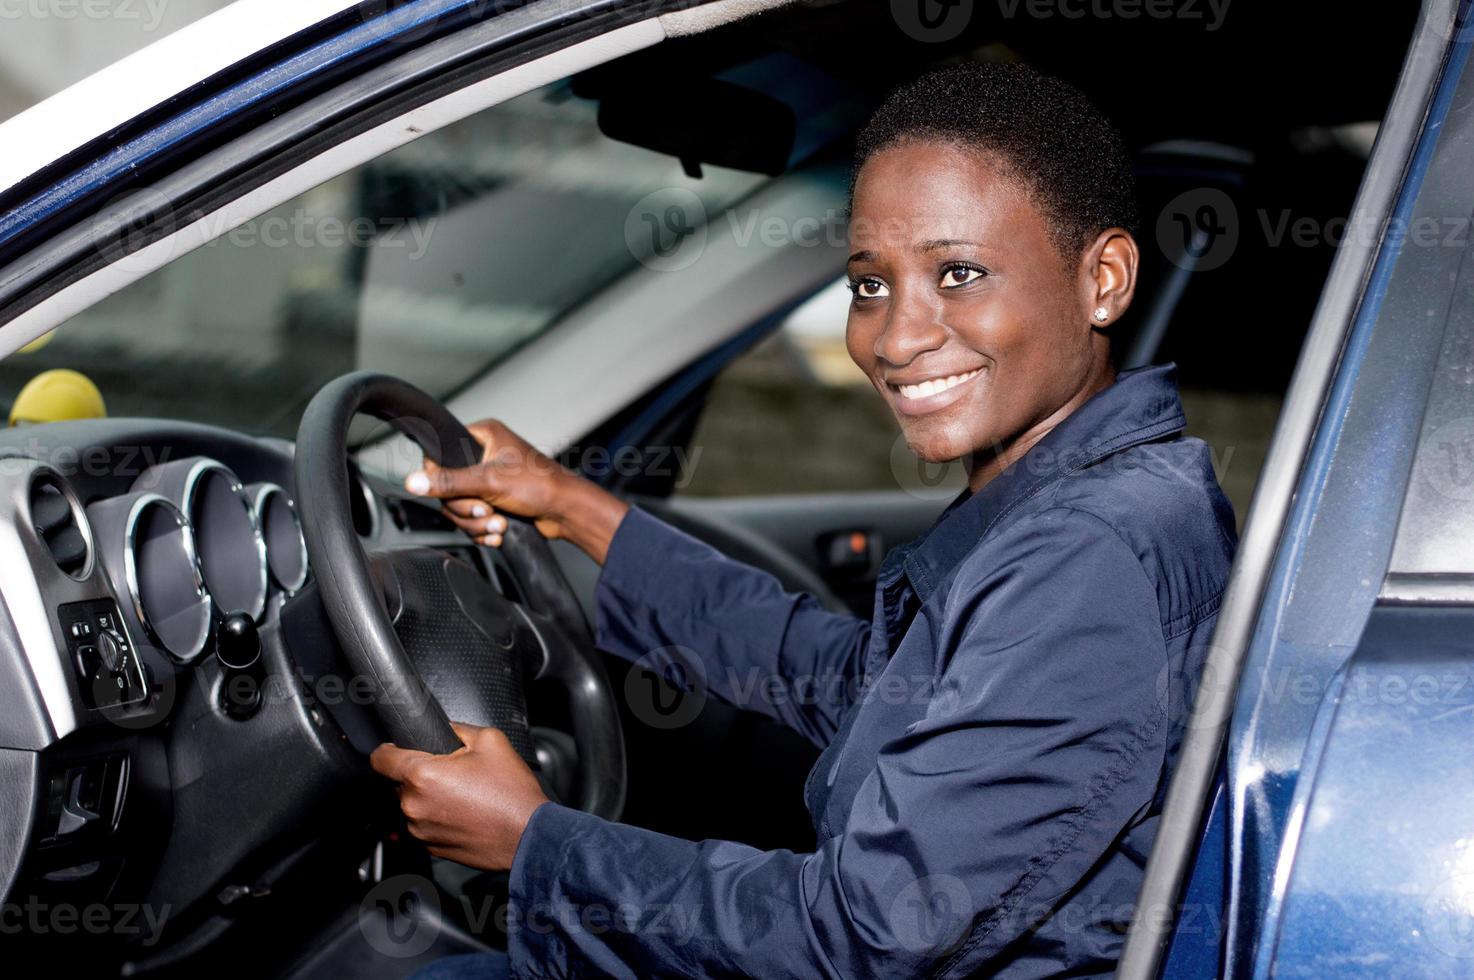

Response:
(507, 363), (1237, 978)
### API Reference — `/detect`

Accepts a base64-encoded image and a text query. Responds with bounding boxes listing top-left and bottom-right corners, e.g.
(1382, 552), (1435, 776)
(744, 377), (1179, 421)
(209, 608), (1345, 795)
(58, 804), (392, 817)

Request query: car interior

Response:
(0, 2), (1419, 976)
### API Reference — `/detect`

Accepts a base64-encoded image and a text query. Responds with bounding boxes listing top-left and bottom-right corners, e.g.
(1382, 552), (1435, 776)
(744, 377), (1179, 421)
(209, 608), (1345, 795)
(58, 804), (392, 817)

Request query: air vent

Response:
(30, 475), (90, 577)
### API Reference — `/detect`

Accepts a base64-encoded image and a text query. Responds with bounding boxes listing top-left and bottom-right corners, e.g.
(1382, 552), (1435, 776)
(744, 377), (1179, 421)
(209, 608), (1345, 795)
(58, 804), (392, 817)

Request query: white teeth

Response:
(897, 368), (981, 400)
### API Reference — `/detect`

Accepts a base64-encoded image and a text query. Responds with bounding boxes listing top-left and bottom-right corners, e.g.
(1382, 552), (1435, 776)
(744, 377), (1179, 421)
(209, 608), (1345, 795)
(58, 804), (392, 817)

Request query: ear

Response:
(1080, 228), (1139, 328)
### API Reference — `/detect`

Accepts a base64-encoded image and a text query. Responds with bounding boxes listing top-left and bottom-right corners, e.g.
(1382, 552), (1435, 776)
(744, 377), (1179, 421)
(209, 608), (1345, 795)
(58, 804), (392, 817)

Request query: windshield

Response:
(0, 81), (766, 437)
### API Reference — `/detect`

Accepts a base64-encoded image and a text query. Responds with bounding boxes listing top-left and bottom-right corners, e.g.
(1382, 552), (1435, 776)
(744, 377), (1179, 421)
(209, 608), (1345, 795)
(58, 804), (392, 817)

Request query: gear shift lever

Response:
(217, 612), (264, 719)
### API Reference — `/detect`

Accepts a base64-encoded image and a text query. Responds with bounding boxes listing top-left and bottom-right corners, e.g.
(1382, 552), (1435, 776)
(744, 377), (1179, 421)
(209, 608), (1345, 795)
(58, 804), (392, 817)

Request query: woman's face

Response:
(846, 140), (1117, 479)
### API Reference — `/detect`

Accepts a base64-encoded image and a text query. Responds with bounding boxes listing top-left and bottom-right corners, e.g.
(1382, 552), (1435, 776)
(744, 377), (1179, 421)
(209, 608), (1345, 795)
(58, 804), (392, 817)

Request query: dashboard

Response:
(0, 418), (482, 964)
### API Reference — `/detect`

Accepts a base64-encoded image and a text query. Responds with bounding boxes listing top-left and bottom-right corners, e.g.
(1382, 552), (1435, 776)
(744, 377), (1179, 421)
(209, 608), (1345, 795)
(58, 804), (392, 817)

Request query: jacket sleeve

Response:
(592, 505), (872, 746)
(507, 507), (1170, 979)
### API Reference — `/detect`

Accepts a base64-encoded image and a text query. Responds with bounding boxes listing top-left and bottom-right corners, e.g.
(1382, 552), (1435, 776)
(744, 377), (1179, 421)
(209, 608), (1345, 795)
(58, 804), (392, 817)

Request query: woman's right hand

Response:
(403, 419), (629, 565)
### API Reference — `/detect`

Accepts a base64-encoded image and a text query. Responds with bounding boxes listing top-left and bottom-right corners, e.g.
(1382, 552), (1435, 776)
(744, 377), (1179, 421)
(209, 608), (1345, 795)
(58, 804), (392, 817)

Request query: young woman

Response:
(369, 61), (1237, 979)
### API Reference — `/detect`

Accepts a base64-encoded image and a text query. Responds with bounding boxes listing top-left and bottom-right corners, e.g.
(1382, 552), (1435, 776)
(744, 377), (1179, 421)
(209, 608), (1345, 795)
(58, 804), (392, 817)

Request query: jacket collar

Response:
(899, 362), (1188, 603)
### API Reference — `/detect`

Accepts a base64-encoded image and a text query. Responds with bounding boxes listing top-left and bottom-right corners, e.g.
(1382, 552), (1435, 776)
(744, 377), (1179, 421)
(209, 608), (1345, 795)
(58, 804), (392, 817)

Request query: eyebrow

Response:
(847, 239), (985, 265)
(917, 238), (983, 252)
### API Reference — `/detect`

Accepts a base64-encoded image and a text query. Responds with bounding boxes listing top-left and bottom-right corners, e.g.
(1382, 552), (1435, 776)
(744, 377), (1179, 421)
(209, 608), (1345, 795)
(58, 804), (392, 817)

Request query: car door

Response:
(1119, 1), (1472, 975)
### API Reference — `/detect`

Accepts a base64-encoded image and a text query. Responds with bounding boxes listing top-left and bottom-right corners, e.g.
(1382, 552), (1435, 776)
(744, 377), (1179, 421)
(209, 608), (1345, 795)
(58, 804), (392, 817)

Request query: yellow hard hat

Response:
(9, 370), (107, 426)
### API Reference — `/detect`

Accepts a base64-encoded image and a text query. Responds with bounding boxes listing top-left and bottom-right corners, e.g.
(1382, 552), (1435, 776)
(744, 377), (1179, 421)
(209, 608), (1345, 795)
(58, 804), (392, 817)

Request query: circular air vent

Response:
(29, 473), (92, 578)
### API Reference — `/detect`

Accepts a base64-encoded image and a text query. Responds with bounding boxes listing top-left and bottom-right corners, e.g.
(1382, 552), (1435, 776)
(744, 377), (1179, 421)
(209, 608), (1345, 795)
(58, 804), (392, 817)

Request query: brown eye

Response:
(940, 265), (985, 288)
(849, 278), (889, 300)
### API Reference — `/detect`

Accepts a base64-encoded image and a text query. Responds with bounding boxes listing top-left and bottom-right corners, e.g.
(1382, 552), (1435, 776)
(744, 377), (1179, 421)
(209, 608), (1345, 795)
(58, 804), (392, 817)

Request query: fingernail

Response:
(406, 471), (430, 495)
(472, 504), (488, 518)
(490, 515), (506, 532)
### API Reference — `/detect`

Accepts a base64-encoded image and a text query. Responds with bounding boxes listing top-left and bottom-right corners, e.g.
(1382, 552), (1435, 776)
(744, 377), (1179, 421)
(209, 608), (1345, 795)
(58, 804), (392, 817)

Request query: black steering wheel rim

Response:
(294, 371), (625, 819)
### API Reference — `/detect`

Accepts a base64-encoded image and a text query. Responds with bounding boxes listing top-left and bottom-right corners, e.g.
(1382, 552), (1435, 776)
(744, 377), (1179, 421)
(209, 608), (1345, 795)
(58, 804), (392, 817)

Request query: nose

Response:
(873, 289), (947, 368)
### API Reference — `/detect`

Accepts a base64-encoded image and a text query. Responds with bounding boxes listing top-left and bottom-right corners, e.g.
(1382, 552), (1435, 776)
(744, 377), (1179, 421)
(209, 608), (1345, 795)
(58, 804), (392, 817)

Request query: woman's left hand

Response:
(370, 722), (549, 871)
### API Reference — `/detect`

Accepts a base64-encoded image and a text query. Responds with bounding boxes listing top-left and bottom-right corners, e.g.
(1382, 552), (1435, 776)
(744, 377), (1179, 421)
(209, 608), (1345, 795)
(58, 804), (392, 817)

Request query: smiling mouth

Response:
(891, 368), (983, 401)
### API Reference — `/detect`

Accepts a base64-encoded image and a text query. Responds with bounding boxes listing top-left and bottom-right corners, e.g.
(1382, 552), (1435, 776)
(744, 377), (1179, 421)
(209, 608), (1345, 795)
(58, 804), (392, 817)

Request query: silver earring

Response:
(1093, 307), (1109, 323)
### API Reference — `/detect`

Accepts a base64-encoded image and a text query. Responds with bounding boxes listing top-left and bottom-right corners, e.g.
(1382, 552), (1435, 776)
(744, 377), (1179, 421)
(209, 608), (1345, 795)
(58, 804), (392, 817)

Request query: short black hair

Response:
(853, 62), (1138, 259)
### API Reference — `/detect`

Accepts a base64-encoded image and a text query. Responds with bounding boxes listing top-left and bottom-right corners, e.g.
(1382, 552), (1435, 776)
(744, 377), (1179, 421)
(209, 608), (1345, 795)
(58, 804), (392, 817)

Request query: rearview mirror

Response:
(596, 79), (797, 178)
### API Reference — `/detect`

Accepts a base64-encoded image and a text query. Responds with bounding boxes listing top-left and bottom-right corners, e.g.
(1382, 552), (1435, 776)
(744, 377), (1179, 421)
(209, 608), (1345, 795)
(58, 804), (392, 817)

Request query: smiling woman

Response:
(382, 61), (1238, 980)
(845, 63), (1138, 487)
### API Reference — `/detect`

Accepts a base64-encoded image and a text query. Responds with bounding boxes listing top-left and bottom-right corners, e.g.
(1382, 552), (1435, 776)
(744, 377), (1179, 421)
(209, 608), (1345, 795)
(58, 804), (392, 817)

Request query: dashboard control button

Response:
(97, 629), (123, 672)
(58, 598), (147, 709)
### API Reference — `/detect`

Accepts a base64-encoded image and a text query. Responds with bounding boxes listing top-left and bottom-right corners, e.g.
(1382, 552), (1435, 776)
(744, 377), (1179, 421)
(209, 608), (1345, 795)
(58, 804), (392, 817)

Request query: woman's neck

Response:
(965, 361), (1117, 493)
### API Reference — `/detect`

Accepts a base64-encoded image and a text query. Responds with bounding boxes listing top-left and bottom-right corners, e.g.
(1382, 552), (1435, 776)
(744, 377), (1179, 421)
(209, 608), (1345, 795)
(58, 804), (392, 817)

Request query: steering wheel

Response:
(294, 371), (625, 820)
